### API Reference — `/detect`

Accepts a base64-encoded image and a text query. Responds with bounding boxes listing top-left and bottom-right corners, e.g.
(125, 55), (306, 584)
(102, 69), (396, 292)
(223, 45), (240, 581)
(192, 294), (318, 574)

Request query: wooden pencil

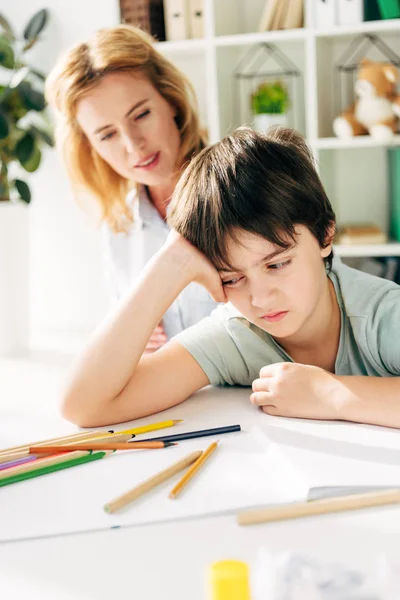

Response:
(0, 432), (135, 465)
(0, 450), (90, 481)
(237, 488), (400, 526)
(169, 441), (219, 499)
(104, 450), (203, 514)
(0, 419), (183, 458)
(30, 441), (176, 453)
(0, 451), (113, 488)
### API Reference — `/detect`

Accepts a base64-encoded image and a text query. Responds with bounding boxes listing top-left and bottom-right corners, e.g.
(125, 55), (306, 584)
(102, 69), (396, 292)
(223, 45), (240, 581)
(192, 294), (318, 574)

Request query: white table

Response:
(1, 355), (400, 599)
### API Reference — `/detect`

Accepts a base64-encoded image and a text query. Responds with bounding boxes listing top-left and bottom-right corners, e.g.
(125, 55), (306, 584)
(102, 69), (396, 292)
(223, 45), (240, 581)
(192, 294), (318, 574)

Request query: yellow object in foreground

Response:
(207, 560), (251, 600)
(169, 440), (218, 499)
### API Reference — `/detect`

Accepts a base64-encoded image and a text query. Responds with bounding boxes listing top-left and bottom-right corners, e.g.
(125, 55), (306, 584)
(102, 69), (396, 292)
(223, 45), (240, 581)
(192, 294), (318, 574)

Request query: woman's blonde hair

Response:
(45, 25), (205, 231)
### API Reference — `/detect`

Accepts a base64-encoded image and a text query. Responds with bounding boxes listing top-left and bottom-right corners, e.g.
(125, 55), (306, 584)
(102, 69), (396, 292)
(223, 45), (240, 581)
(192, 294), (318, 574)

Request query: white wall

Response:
(6, 1), (120, 352)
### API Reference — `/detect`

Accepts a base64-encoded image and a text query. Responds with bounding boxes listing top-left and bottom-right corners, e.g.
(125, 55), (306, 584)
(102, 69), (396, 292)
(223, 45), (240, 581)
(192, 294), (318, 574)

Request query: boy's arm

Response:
(62, 234), (225, 427)
(251, 363), (400, 429)
(331, 374), (400, 428)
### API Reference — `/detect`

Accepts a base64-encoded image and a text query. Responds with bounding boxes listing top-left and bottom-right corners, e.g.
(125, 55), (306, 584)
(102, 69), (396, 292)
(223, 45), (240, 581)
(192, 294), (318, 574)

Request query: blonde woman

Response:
(46, 25), (217, 351)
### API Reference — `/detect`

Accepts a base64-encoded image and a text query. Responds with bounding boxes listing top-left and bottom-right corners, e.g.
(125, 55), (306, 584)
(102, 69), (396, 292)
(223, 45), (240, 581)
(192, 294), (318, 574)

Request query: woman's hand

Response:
(144, 324), (168, 354)
(164, 230), (227, 304)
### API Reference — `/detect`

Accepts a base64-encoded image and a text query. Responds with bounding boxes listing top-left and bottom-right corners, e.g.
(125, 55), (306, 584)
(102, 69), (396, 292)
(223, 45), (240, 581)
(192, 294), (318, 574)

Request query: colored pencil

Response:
(0, 450), (91, 481)
(115, 419), (183, 436)
(0, 451), (112, 488)
(0, 432), (137, 465)
(29, 441), (176, 453)
(135, 424), (241, 444)
(237, 488), (400, 526)
(0, 455), (37, 471)
(0, 419), (183, 458)
(169, 441), (219, 499)
(104, 450), (203, 514)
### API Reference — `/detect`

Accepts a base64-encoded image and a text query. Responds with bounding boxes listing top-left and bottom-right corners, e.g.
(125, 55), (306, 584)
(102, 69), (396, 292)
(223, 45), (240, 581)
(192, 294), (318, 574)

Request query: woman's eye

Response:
(268, 260), (291, 270)
(100, 131), (115, 141)
(136, 110), (150, 120)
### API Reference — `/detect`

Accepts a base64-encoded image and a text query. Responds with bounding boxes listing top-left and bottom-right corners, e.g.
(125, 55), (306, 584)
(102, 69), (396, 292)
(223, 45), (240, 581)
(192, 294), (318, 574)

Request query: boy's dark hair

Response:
(168, 126), (336, 270)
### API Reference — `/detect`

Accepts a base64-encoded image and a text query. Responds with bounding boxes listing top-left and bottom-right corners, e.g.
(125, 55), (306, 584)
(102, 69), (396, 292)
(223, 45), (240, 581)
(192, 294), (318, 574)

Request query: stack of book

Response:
(120, 0), (204, 42)
(258, 0), (304, 31)
(335, 224), (388, 245)
(314, 0), (400, 29)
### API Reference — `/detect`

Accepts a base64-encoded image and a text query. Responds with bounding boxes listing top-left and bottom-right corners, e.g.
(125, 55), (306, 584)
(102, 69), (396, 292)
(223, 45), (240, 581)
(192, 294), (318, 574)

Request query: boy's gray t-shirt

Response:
(174, 262), (400, 385)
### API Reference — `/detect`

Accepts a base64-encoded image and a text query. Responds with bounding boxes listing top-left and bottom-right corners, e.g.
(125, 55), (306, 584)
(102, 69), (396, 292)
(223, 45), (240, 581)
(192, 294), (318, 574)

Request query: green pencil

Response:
(0, 451), (110, 487)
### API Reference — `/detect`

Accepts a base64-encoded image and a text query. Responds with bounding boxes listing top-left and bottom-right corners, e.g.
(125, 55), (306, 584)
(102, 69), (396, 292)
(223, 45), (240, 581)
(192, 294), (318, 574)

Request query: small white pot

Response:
(253, 113), (288, 133)
(0, 201), (30, 356)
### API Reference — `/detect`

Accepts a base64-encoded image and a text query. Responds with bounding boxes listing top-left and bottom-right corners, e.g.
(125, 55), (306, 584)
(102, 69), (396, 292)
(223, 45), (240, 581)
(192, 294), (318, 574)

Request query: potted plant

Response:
(251, 79), (290, 133)
(0, 9), (53, 204)
(0, 9), (52, 356)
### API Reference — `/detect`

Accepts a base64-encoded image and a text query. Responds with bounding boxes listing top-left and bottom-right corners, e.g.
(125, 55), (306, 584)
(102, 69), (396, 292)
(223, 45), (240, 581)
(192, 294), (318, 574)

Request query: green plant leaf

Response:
(14, 179), (31, 203)
(30, 125), (54, 147)
(18, 82), (46, 111)
(30, 68), (46, 81)
(21, 143), (41, 172)
(0, 14), (15, 40)
(0, 36), (14, 69)
(16, 132), (35, 164)
(23, 9), (49, 41)
(0, 110), (8, 139)
(10, 66), (30, 89)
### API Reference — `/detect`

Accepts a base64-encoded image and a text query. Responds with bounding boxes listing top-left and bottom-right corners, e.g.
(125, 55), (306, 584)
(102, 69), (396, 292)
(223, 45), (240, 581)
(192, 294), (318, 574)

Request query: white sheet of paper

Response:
(255, 426), (400, 488)
(0, 430), (308, 542)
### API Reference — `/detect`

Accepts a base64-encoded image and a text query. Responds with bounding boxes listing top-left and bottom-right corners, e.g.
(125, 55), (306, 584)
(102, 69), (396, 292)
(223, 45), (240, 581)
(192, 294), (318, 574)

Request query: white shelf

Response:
(313, 18), (400, 38)
(334, 243), (400, 258)
(155, 39), (207, 53)
(313, 135), (400, 150)
(157, 3), (400, 266)
(214, 28), (307, 46)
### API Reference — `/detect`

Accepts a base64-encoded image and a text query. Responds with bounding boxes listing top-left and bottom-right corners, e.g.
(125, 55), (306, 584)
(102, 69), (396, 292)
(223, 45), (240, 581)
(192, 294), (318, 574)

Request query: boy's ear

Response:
(321, 223), (336, 257)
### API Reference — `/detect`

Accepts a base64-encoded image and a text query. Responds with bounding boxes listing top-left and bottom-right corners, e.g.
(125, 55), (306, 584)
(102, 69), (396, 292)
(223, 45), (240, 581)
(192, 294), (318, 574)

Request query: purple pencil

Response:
(0, 455), (37, 471)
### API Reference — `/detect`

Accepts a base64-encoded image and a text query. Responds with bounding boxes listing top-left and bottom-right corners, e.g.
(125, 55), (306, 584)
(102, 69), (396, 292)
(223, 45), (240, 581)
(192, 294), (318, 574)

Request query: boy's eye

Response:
(222, 276), (244, 287)
(268, 260), (291, 270)
(135, 109), (150, 120)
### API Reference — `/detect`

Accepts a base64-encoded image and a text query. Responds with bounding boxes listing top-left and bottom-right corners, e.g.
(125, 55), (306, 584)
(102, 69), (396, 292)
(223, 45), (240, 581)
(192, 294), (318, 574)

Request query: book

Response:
(376, 0), (400, 19)
(283, 0), (304, 29)
(271, 0), (289, 30)
(313, 0), (337, 28)
(336, 224), (388, 245)
(363, 0), (382, 21)
(120, 0), (166, 41)
(188, 0), (204, 38)
(163, 0), (190, 40)
(258, 0), (280, 31)
(337, 0), (364, 25)
(388, 147), (400, 242)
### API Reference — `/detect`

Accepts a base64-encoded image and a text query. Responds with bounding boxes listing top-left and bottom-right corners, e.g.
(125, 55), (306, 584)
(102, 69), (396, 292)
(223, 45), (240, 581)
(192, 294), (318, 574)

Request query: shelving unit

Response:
(155, 1), (400, 261)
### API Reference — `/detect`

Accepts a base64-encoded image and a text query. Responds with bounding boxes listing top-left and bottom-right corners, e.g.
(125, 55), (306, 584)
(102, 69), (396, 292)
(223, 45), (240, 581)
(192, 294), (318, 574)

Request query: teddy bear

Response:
(333, 58), (400, 143)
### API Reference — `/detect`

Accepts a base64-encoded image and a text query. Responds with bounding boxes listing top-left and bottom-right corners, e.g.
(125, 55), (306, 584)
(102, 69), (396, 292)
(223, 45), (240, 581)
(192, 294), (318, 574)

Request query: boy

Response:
(63, 127), (400, 428)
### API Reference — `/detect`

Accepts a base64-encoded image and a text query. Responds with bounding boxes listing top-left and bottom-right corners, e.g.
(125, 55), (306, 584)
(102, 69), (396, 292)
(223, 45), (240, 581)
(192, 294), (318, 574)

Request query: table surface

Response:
(1, 354), (400, 599)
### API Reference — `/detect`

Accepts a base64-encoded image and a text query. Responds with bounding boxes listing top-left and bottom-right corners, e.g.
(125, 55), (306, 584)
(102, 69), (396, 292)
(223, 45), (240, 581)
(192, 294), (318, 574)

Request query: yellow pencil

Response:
(169, 440), (219, 499)
(117, 419), (183, 436)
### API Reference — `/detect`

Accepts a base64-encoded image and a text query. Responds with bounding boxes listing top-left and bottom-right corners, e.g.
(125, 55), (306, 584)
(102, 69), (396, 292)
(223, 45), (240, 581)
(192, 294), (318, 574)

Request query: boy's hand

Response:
(250, 362), (344, 421)
(164, 230), (227, 304)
